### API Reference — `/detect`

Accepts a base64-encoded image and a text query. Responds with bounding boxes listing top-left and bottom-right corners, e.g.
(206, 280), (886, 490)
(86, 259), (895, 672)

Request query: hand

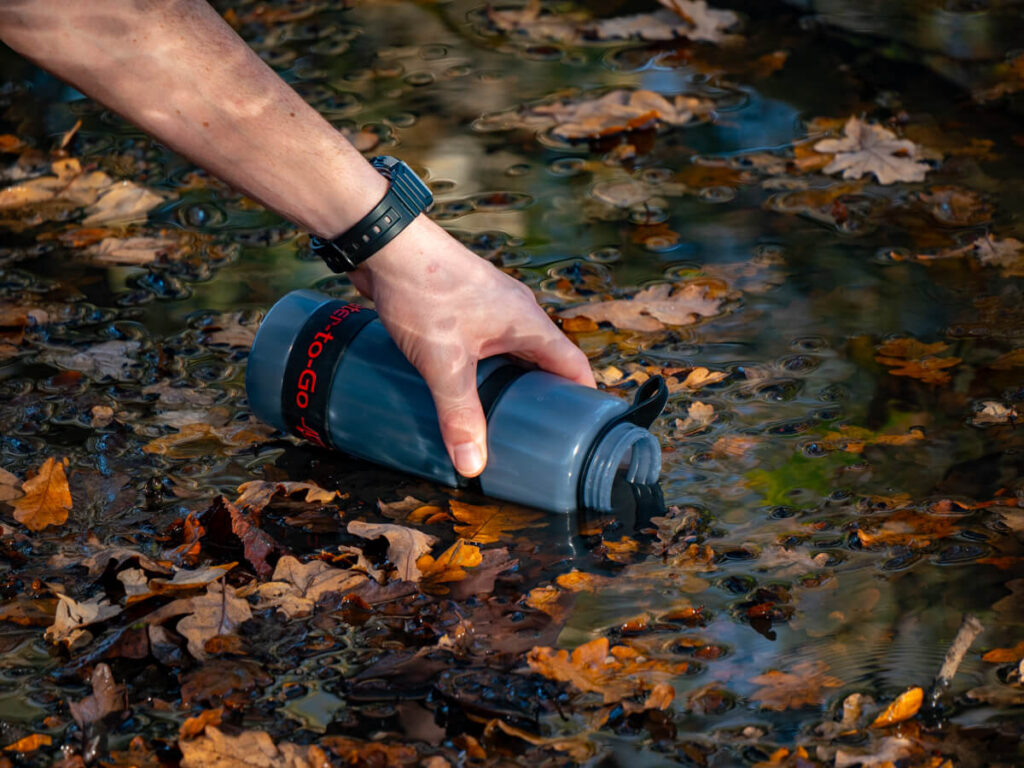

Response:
(349, 215), (596, 477)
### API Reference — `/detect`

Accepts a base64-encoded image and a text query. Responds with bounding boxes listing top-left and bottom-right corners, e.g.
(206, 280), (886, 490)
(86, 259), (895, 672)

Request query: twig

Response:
(926, 613), (983, 714)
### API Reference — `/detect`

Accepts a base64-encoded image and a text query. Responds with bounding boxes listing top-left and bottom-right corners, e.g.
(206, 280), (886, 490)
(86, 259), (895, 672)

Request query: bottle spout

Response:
(580, 422), (661, 512)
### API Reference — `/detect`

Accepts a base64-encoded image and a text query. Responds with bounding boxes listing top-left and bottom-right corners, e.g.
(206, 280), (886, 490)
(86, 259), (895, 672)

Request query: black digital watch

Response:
(309, 155), (433, 273)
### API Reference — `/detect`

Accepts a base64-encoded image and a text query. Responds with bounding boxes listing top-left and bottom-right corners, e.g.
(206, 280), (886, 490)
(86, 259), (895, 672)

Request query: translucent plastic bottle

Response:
(245, 290), (667, 513)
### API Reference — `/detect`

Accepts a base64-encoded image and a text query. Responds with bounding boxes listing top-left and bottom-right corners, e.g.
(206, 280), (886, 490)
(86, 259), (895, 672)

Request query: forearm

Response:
(0, 0), (385, 237)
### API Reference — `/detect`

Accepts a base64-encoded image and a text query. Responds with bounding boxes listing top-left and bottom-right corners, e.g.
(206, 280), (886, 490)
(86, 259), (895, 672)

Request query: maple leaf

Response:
(12, 457), (72, 531)
(448, 499), (545, 544)
(179, 725), (331, 768)
(814, 117), (933, 184)
(347, 520), (438, 582)
(560, 282), (724, 332)
(527, 636), (689, 704)
(748, 660), (842, 710)
(256, 555), (366, 618)
(69, 663), (125, 728)
(175, 582), (253, 660)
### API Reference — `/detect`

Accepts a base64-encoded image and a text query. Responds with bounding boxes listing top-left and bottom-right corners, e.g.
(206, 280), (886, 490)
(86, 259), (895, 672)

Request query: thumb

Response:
(424, 362), (488, 478)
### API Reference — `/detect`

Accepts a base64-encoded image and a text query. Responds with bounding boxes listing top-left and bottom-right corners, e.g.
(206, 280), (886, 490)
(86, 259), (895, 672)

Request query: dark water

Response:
(1, 0), (1022, 765)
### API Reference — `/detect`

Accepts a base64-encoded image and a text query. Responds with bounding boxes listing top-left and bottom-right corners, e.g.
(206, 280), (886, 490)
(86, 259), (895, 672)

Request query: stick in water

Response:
(926, 613), (984, 714)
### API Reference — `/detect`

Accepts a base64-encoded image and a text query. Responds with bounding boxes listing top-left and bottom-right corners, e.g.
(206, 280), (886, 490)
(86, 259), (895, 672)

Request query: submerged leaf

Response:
(560, 282), (724, 332)
(814, 117), (933, 184)
(749, 661), (842, 710)
(449, 499), (545, 543)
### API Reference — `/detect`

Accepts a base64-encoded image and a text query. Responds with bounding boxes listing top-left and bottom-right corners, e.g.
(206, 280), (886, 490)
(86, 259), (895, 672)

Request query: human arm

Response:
(0, 0), (595, 476)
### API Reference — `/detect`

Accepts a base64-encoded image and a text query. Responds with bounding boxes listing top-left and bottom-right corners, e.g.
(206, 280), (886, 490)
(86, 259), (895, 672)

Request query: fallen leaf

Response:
(835, 737), (913, 768)
(748, 661), (842, 710)
(69, 663), (125, 728)
(321, 736), (417, 767)
(85, 235), (177, 266)
(179, 726), (331, 768)
(175, 582), (253, 660)
(818, 425), (924, 453)
(347, 521), (438, 582)
(82, 181), (165, 226)
(814, 117), (933, 184)
(915, 186), (991, 226)
(448, 499), (545, 543)
(179, 659), (272, 706)
(3, 734), (51, 752)
(416, 540), (483, 592)
(12, 457), (72, 531)
(527, 636), (689, 704)
(856, 508), (960, 548)
(0, 466), (22, 503)
(561, 282), (724, 332)
(870, 686), (922, 727)
(674, 401), (715, 435)
(46, 340), (142, 381)
(142, 422), (273, 458)
(235, 480), (339, 513)
(644, 682), (676, 710)
(483, 719), (594, 763)
(257, 556), (366, 618)
(179, 708), (224, 740)
(45, 593), (122, 646)
(982, 640), (1024, 663)
(874, 337), (960, 385)
(203, 312), (260, 349)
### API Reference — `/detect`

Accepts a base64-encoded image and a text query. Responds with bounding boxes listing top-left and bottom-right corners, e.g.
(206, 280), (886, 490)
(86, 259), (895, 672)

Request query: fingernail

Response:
(454, 442), (484, 476)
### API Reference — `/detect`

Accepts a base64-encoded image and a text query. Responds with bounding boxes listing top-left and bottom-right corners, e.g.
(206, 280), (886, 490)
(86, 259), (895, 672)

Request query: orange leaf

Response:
(416, 539), (483, 585)
(3, 734), (51, 752)
(448, 499), (545, 544)
(982, 640), (1024, 663)
(12, 457), (72, 531)
(179, 707), (223, 740)
(870, 686), (923, 727)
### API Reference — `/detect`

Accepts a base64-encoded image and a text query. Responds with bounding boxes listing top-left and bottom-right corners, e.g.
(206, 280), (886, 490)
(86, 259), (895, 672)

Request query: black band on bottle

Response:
(280, 300), (377, 450)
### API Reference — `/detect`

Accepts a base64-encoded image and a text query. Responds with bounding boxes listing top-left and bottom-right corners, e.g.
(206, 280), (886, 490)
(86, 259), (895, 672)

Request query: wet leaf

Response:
(179, 726), (331, 768)
(748, 661), (842, 710)
(915, 186), (991, 226)
(69, 663), (125, 728)
(675, 401), (715, 435)
(448, 499), (545, 543)
(819, 425), (924, 453)
(874, 337), (960, 385)
(869, 686), (922, 727)
(416, 540), (483, 591)
(175, 582), (253, 660)
(982, 640), (1024, 663)
(814, 117), (933, 184)
(3, 734), (51, 752)
(320, 736), (417, 767)
(179, 659), (272, 705)
(856, 508), (960, 548)
(527, 636), (689, 703)
(347, 520), (438, 582)
(12, 457), (71, 531)
(834, 737), (913, 768)
(561, 282), (724, 332)
(0, 466), (23, 503)
(142, 422), (274, 458)
(483, 719), (594, 762)
(46, 340), (142, 381)
(45, 593), (122, 646)
(235, 480), (340, 512)
(257, 555), (366, 618)
(85, 235), (176, 266)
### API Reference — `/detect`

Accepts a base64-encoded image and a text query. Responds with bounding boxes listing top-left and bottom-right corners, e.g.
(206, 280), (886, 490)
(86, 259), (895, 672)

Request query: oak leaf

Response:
(870, 686), (922, 727)
(527, 637), (689, 703)
(748, 660), (842, 710)
(874, 337), (960, 385)
(12, 457), (71, 531)
(416, 540), (483, 592)
(235, 481), (339, 513)
(448, 499), (545, 543)
(69, 663), (125, 728)
(257, 556), (366, 618)
(814, 117), (932, 184)
(347, 520), (438, 582)
(175, 582), (253, 660)
(179, 725), (331, 768)
(560, 282), (723, 332)
(0, 466), (22, 503)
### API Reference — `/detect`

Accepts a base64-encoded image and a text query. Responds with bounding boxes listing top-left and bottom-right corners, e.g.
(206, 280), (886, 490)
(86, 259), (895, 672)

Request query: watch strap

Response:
(310, 156), (433, 272)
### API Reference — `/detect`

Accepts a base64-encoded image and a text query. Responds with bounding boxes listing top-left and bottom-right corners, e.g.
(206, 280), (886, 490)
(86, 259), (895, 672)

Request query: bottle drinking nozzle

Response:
(245, 290), (667, 514)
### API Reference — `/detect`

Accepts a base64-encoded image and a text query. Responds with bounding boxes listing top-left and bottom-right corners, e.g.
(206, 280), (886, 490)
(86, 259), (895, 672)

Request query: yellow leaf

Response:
(12, 457), (71, 531)
(448, 499), (545, 544)
(143, 423), (272, 458)
(416, 540), (483, 584)
(870, 686), (923, 727)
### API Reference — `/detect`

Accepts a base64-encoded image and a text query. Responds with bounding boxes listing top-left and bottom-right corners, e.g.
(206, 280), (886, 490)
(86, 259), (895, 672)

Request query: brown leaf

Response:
(834, 737), (913, 768)
(982, 640), (1024, 663)
(870, 686), (923, 727)
(85, 235), (176, 266)
(448, 499), (545, 544)
(347, 520), (438, 582)
(176, 582), (253, 660)
(915, 186), (991, 226)
(180, 659), (272, 705)
(748, 661), (842, 710)
(235, 481), (339, 513)
(561, 282), (724, 332)
(814, 116), (932, 184)
(0, 466), (22, 503)
(818, 425), (924, 454)
(874, 337), (960, 385)
(857, 508), (961, 548)
(256, 556), (366, 618)
(483, 719), (595, 763)
(12, 457), (71, 531)
(142, 422), (273, 458)
(179, 726), (331, 768)
(321, 736), (417, 767)
(69, 663), (125, 728)
(45, 594), (123, 647)
(416, 540), (483, 593)
(179, 708), (223, 740)
(674, 401), (715, 436)
(527, 637), (689, 704)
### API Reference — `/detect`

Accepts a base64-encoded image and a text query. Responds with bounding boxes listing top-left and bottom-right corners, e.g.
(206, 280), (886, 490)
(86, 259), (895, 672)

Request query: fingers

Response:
(505, 312), (597, 389)
(421, 360), (489, 478)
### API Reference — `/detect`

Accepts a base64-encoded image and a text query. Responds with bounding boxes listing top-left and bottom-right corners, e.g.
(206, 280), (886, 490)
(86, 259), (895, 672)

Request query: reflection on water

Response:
(1, 0), (1023, 762)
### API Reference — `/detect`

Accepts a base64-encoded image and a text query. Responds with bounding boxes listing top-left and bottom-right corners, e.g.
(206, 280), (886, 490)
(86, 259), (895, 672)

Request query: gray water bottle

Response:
(244, 289), (666, 513)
